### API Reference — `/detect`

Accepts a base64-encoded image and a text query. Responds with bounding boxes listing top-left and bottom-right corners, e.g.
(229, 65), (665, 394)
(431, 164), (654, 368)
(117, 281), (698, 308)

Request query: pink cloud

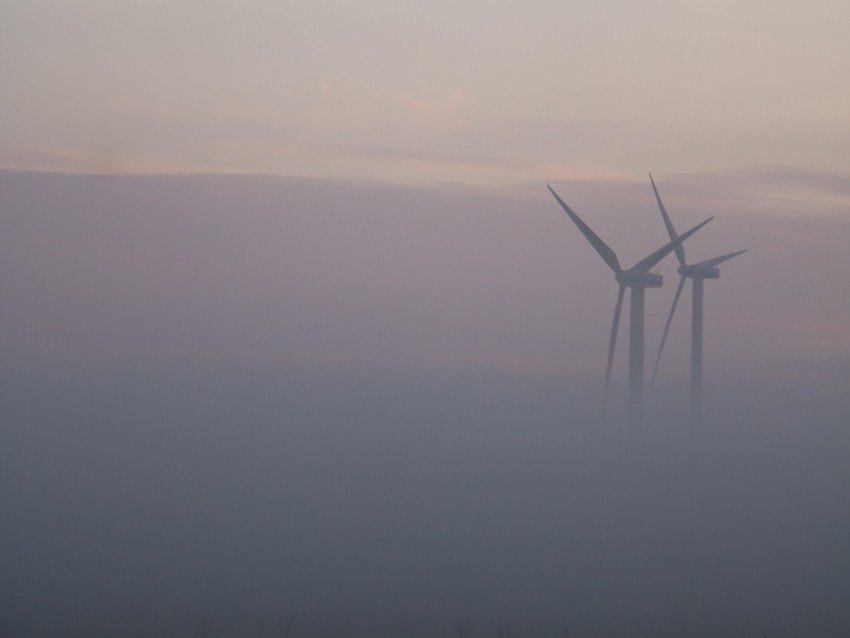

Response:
(389, 88), (477, 129)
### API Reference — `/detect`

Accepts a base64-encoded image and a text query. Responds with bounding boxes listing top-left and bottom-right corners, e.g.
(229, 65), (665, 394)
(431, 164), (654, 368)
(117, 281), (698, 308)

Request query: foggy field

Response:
(1, 171), (848, 638)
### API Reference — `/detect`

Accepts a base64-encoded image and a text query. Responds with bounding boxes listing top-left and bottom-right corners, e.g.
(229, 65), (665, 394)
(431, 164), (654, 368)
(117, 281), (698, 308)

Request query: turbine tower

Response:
(648, 173), (747, 423)
(547, 185), (712, 422)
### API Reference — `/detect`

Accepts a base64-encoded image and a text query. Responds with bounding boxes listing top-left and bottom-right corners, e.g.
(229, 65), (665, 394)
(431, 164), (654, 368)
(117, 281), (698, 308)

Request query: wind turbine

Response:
(547, 185), (712, 422)
(648, 173), (747, 423)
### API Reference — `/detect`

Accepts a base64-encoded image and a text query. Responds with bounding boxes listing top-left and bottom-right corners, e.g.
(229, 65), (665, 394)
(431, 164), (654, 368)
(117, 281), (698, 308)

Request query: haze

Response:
(1, 1), (849, 637)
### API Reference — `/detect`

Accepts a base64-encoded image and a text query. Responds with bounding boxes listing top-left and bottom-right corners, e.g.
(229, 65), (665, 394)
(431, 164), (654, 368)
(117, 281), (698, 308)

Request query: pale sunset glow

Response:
(2, 1), (848, 182)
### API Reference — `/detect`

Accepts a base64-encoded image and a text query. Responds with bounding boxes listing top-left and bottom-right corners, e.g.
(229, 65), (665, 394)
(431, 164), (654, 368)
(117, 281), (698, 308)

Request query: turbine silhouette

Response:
(548, 185), (712, 422)
(648, 173), (747, 423)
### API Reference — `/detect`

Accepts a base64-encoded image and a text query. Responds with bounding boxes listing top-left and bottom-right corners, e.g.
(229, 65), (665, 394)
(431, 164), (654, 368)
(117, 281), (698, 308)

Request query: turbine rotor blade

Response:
(548, 185), (622, 274)
(631, 216), (713, 272)
(603, 284), (626, 409)
(651, 275), (686, 389)
(693, 249), (748, 269)
(649, 172), (686, 267)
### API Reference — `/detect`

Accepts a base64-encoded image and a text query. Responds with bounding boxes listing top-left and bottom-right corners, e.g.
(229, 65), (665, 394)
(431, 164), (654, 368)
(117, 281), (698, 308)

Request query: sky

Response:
(1, 0), (849, 182)
(1, 2), (850, 637)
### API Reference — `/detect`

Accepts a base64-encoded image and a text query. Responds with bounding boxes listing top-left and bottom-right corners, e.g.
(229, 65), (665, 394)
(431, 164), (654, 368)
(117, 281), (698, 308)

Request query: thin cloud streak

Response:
(0, 142), (634, 186)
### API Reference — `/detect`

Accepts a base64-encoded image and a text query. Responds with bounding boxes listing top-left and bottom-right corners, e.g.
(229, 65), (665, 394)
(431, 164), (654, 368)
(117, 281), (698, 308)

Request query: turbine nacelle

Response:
(616, 270), (663, 287)
(678, 264), (719, 279)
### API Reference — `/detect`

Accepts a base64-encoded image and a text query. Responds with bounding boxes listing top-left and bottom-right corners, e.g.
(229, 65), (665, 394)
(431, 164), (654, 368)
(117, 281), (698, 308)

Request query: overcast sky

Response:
(2, 0), (849, 182)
